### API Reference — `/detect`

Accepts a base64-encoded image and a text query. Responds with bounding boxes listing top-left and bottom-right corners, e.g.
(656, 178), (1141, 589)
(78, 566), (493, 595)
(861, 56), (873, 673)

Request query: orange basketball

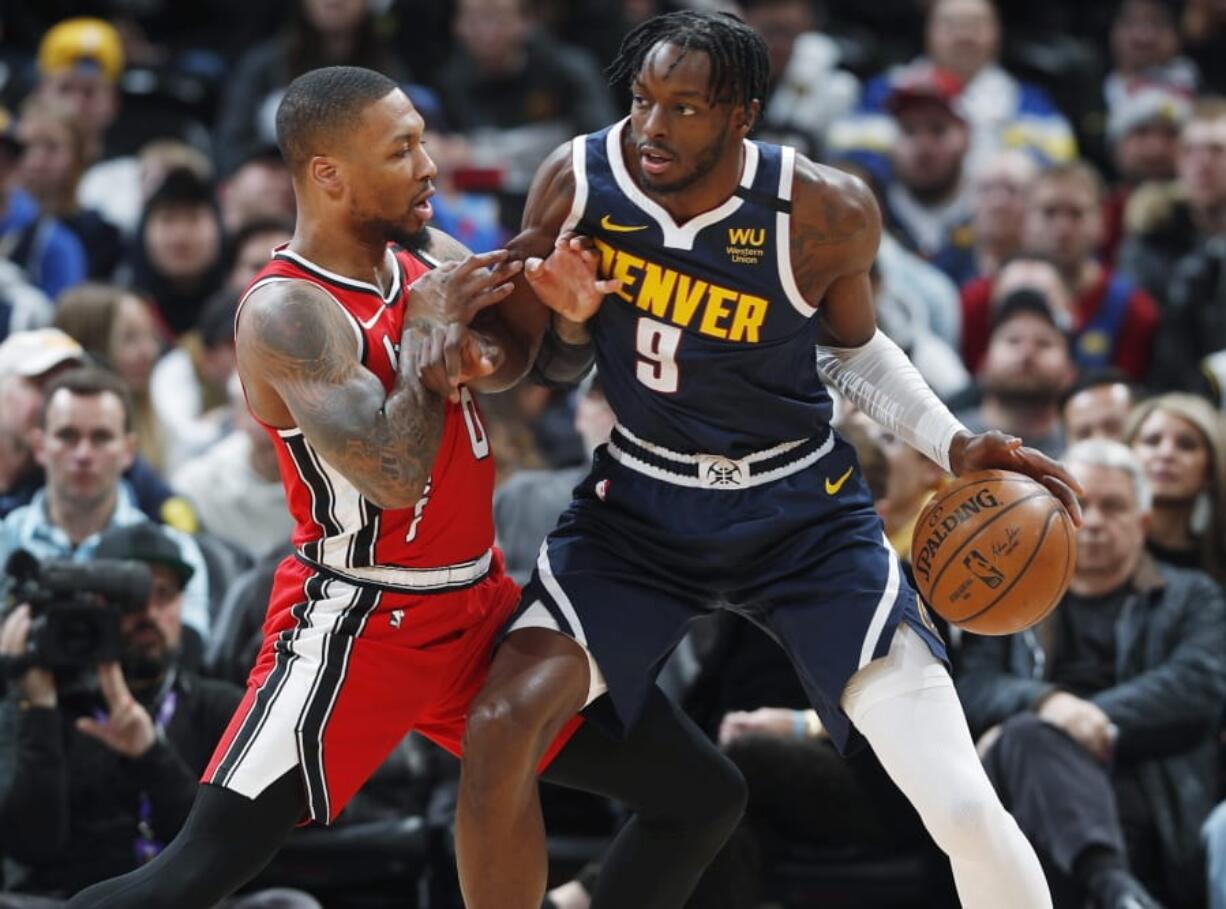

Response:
(909, 469), (1076, 636)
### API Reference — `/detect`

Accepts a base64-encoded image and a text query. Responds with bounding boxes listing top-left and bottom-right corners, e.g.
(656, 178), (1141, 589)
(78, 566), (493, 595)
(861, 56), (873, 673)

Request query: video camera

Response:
(2, 550), (152, 688)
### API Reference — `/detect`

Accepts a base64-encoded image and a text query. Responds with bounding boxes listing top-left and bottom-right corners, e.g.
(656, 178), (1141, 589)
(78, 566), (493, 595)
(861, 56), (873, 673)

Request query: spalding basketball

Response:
(910, 470), (1076, 636)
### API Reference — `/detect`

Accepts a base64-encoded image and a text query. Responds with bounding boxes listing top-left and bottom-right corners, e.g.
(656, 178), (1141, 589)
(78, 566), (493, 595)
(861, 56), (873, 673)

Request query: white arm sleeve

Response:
(816, 329), (968, 472)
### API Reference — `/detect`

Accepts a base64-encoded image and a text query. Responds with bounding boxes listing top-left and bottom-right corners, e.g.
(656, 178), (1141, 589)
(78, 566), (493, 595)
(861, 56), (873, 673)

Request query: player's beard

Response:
(642, 132), (728, 195)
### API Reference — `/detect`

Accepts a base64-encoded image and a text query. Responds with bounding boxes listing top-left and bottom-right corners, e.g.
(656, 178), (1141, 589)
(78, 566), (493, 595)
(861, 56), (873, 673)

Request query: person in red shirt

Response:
(961, 161), (1159, 379)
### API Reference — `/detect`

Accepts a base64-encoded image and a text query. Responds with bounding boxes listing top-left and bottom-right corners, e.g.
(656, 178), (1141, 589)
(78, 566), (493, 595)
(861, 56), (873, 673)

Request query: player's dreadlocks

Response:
(606, 10), (770, 112)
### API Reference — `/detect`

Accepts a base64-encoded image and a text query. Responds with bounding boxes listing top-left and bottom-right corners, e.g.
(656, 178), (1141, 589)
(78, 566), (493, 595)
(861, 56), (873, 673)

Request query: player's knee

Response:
(916, 778), (1009, 856)
(646, 748), (747, 841)
(464, 686), (568, 767)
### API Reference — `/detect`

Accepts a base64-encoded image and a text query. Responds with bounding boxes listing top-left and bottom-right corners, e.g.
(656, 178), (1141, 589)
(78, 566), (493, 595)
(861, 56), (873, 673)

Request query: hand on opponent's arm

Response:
(239, 280), (444, 510)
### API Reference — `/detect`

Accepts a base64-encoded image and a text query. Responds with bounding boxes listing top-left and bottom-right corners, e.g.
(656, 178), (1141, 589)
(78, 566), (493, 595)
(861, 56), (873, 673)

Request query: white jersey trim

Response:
(776, 146), (817, 319)
(303, 548), (494, 591)
(561, 135), (588, 235)
(605, 118), (759, 251)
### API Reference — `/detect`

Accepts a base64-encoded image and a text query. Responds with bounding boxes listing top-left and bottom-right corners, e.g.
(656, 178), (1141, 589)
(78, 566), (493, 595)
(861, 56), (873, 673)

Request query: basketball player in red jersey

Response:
(70, 65), (753, 909)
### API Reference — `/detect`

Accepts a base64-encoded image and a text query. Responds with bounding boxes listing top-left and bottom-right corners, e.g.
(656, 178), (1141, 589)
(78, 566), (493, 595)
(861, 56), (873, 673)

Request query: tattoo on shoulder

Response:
(245, 282), (353, 379)
(789, 159), (880, 293)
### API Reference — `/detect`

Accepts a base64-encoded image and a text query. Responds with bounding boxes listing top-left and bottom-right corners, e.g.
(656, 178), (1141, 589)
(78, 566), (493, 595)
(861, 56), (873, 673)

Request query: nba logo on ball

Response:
(910, 470), (1076, 636)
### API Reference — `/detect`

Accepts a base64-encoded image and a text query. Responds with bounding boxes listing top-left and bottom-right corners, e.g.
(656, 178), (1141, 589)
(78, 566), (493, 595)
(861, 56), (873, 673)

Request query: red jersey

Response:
(236, 244), (495, 587)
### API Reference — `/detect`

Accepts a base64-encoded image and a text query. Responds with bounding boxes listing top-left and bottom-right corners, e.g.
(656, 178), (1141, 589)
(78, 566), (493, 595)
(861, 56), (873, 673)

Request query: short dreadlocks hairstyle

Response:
(606, 10), (770, 112)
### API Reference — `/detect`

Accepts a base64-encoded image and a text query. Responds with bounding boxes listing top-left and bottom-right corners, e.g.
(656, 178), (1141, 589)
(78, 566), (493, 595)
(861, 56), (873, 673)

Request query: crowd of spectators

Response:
(3, 0), (1226, 906)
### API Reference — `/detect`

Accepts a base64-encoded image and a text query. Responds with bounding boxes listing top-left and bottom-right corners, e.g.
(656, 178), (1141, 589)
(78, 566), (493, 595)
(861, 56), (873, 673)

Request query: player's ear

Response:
(734, 99), (761, 137)
(308, 155), (344, 197)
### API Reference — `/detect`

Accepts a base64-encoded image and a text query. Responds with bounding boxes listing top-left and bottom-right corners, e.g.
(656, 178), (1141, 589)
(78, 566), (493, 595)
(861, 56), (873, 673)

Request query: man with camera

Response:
(0, 520), (243, 903)
(0, 367), (211, 640)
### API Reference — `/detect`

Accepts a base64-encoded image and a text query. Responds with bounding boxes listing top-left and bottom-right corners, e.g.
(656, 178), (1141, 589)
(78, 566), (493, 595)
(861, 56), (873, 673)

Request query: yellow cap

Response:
(37, 18), (124, 84)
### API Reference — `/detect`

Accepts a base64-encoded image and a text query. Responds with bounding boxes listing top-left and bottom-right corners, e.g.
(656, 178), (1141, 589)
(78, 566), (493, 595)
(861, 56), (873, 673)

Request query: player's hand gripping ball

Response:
(910, 469), (1077, 635)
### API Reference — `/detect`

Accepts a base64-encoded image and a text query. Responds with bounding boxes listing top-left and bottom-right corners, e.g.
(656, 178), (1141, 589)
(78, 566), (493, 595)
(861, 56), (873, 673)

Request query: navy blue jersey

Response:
(565, 118), (833, 457)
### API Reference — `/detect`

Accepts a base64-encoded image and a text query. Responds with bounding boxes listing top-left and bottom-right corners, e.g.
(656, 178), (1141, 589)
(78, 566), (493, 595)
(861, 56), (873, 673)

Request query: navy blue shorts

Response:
(510, 425), (948, 751)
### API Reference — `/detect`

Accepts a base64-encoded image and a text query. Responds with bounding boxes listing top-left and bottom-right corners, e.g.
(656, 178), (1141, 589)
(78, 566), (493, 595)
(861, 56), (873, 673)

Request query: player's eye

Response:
(676, 105), (695, 116)
(632, 94), (648, 108)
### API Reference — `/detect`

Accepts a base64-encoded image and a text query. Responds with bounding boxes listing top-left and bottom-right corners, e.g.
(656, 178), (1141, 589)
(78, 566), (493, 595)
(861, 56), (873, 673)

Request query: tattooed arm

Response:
(237, 280), (443, 510)
(788, 159), (881, 347)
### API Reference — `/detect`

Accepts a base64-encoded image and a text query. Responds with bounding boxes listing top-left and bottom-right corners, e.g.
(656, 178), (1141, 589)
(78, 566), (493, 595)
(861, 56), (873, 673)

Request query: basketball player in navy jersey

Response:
(456, 12), (1084, 909)
(67, 66), (752, 909)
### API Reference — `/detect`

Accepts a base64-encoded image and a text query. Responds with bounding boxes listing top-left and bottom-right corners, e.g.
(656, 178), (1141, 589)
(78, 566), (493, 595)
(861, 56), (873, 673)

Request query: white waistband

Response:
(606, 424), (834, 490)
(302, 549), (493, 591)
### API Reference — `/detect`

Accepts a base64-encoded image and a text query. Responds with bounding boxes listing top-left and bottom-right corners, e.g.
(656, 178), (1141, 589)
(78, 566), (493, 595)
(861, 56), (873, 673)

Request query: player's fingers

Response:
(1013, 445), (1085, 495)
(594, 279), (622, 295)
(454, 248), (509, 275)
(466, 283), (516, 319)
(1039, 476), (1083, 527)
(523, 257), (545, 282)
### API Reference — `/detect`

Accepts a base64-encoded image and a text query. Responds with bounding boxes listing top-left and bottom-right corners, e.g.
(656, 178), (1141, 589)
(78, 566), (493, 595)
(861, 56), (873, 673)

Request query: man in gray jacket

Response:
(959, 438), (1226, 909)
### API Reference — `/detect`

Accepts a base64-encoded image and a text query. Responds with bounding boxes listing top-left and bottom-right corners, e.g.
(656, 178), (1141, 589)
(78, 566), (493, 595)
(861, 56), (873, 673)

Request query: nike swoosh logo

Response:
(600, 214), (648, 233)
(824, 465), (854, 495)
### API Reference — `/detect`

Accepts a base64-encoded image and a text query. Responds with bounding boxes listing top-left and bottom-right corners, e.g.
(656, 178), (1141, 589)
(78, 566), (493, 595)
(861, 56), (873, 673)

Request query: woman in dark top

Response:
(1125, 392), (1226, 584)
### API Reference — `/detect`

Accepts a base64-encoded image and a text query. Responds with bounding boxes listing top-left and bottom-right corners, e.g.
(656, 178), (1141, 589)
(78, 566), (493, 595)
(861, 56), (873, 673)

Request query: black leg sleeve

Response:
(65, 770), (306, 908)
(542, 686), (748, 909)
(983, 714), (1126, 876)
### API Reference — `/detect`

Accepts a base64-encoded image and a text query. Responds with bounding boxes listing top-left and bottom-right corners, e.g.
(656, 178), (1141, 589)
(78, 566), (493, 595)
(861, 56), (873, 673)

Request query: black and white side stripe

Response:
(211, 571), (326, 787)
(297, 582), (383, 821)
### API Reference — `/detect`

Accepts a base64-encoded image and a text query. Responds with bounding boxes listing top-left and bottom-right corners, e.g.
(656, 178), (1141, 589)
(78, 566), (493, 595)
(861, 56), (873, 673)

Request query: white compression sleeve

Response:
(816, 329), (968, 472)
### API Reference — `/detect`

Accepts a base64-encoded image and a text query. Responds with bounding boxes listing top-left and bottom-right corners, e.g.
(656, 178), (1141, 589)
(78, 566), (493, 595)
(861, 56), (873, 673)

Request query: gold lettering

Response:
(698, 286), (736, 339)
(637, 262), (678, 319)
(727, 294), (767, 343)
(593, 237), (616, 277)
(672, 274), (708, 327)
(610, 250), (644, 304)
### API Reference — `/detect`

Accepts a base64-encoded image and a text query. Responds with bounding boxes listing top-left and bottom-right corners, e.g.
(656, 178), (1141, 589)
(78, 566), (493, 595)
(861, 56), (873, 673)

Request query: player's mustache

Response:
(638, 141), (677, 159)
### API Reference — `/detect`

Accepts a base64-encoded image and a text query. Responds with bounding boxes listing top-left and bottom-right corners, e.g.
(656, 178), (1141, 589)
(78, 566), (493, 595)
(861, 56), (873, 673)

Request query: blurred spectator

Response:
(1182, 0), (1226, 92)
(0, 331), (189, 531)
(1022, 162), (1159, 379)
(53, 284), (168, 473)
(959, 253), (1075, 375)
(1059, 368), (1141, 445)
(870, 261), (970, 400)
(215, 0), (409, 176)
(0, 262), (53, 344)
(171, 374), (291, 561)
(938, 148), (1038, 286)
(224, 218), (294, 292)
(35, 18), (145, 238)
(437, 0), (617, 196)
(834, 160), (963, 346)
(0, 521), (315, 907)
(15, 97), (123, 280)
(0, 105), (87, 301)
(150, 292), (238, 470)
(0, 367), (210, 638)
(738, 0), (860, 160)
(1125, 393), (1226, 586)
(1120, 97), (1226, 310)
(121, 168), (227, 337)
(137, 140), (214, 206)
(954, 286), (1076, 458)
(961, 439), (1226, 909)
(829, 0), (1076, 181)
(1106, 0), (1198, 122)
(493, 373), (612, 584)
(405, 86), (506, 254)
(879, 65), (975, 262)
(1102, 85), (1190, 264)
(217, 146), (294, 236)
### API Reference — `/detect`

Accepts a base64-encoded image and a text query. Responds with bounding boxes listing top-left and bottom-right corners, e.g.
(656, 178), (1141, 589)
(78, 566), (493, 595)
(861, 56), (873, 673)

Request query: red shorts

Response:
(203, 552), (579, 823)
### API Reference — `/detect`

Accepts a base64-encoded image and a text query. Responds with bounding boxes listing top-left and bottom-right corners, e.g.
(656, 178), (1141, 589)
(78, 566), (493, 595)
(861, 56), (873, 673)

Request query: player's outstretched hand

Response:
(525, 233), (622, 324)
(949, 430), (1084, 526)
(409, 321), (503, 402)
(408, 249), (521, 326)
